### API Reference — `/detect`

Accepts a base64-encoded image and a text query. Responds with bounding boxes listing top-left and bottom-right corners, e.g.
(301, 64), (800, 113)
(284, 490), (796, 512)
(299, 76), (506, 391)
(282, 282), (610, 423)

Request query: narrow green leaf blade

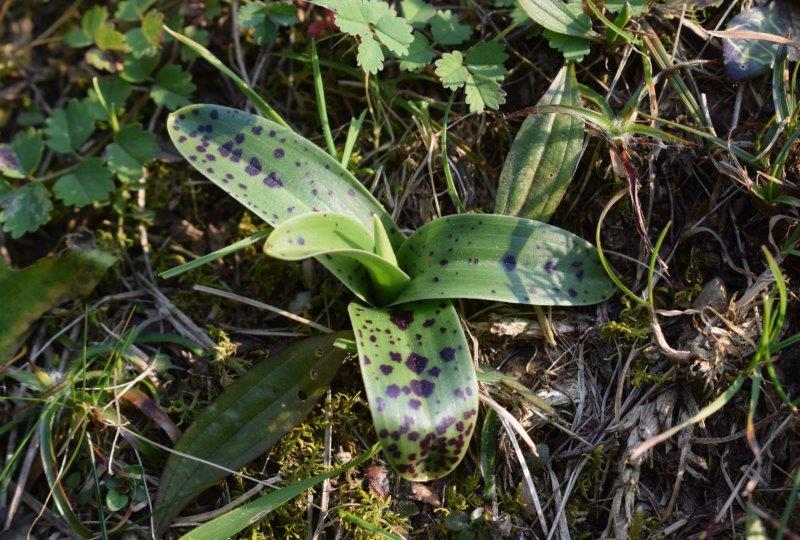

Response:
(265, 212), (410, 304)
(154, 332), (350, 534)
(178, 444), (380, 540)
(495, 63), (585, 221)
(513, 0), (596, 38)
(394, 214), (614, 306)
(348, 300), (479, 480)
(167, 104), (403, 302)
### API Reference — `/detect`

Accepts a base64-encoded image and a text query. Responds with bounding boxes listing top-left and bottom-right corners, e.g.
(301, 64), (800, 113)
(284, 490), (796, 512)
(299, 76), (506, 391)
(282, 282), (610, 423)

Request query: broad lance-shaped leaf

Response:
(0, 244), (114, 360)
(154, 332), (349, 534)
(264, 212), (410, 305)
(393, 214), (614, 306)
(349, 300), (479, 480)
(495, 63), (584, 221)
(167, 104), (404, 302)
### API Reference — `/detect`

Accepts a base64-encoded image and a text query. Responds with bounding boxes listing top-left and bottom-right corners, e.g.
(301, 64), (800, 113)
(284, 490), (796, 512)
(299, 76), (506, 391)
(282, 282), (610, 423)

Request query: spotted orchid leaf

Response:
(393, 214), (614, 306)
(167, 104), (403, 302)
(349, 300), (478, 480)
(154, 332), (350, 535)
(495, 63), (585, 222)
(264, 212), (410, 305)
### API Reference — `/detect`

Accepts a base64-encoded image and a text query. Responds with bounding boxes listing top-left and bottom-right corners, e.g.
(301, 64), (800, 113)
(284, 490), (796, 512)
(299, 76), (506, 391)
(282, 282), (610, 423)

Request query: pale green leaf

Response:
(434, 51), (469, 89)
(348, 300), (479, 480)
(0, 183), (52, 238)
(125, 27), (157, 58)
(401, 0), (435, 27)
(53, 157), (115, 206)
(357, 33), (385, 74)
(265, 212), (410, 304)
(104, 123), (157, 181)
(166, 104), (403, 302)
(141, 10), (164, 46)
(464, 74), (506, 113)
(514, 0), (595, 38)
(398, 31), (434, 71)
(393, 214), (614, 305)
(543, 29), (591, 61)
(44, 99), (96, 154)
(154, 333), (349, 535)
(430, 10), (472, 45)
(95, 23), (129, 52)
(151, 64), (196, 110)
(495, 63), (585, 221)
(605, 0), (648, 15)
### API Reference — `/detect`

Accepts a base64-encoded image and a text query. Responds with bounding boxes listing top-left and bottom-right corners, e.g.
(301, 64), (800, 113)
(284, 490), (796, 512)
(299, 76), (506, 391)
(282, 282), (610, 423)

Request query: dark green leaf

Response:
(167, 104), (403, 302)
(394, 214), (614, 306)
(53, 158), (115, 206)
(495, 63), (584, 221)
(348, 300), (479, 480)
(0, 128), (43, 178)
(0, 183), (52, 238)
(0, 243), (115, 359)
(120, 52), (160, 83)
(89, 77), (132, 114)
(430, 9), (472, 45)
(151, 64), (196, 110)
(116, 0), (156, 21)
(81, 5), (108, 39)
(177, 444), (380, 540)
(104, 123), (157, 181)
(45, 100), (96, 154)
(153, 333), (349, 534)
(398, 32), (434, 71)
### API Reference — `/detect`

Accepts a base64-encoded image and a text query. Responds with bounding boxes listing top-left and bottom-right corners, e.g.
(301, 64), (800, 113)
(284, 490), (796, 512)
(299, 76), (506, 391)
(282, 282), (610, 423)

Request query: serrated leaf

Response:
(514, 0), (595, 38)
(177, 445), (380, 540)
(54, 158), (114, 206)
(115, 0), (156, 21)
(95, 23), (129, 52)
(0, 128), (43, 178)
(239, 1), (298, 45)
(0, 243), (114, 360)
(723, 4), (787, 82)
(0, 183), (52, 238)
(64, 27), (92, 48)
(464, 74), (506, 113)
(349, 300), (478, 480)
(465, 41), (508, 81)
(141, 10), (164, 45)
(543, 29), (591, 61)
(435, 51), (469, 89)
(329, 0), (413, 72)
(398, 32), (434, 71)
(125, 28), (157, 57)
(151, 64), (196, 110)
(166, 104), (403, 302)
(44, 99), (96, 153)
(153, 333), (349, 534)
(105, 123), (157, 181)
(81, 5), (108, 39)
(121, 52), (160, 82)
(430, 10), (472, 45)
(393, 214), (614, 305)
(495, 63), (585, 221)
(265, 212), (411, 304)
(401, 0), (435, 27)
(357, 33), (385, 74)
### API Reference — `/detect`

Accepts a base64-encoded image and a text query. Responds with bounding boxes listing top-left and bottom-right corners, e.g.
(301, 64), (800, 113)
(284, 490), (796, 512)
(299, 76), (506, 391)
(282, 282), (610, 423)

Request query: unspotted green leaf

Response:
(105, 123), (157, 181)
(151, 64), (196, 110)
(53, 158), (115, 206)
(44, 100), (96, 154)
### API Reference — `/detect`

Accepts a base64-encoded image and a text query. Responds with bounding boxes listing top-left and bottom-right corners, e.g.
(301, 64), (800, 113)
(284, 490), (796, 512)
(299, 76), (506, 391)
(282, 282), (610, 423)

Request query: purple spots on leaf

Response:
(576, 268), (585, 281)
(245, 157), (262, 175)
(219, 141), (233, 157)
(405, 353), (428, 374)
(380, 364), (393, 375)
(369, 335), (377, 343)
(386, 384), (401, 398)
(251, 125), (263, 135)
(389, 310), (414, 330)
(376, 397), (385, 411)
(363, 355), (371, 365)
(422, 319), (435, 328)
(177, 135), (187, 143)
(409, 399), (421, 409)
(544, 259), (556, 274)
(269, 129), (276, 137)
(274, 148), (285, 159)
(402, 386), (411, 395)
(210, 109), (219, 119)
(568, 288), (578, 297)
(235, 133), (245, 144)
(410, 379), (435, 398)
(428, 367), (441, 377)
(263, 172), (283, 188)
(436, 415), (456, 434)
(439, 347), (455, 362)
(230, 148), (243, 163)
(389, 352), (402, 363)
(408, 431), (420, 441)
(502, 253), (517, 271)
(347, 188), (356, 196)
(439, 259), (449, 266)
(296, 236), (305, 245)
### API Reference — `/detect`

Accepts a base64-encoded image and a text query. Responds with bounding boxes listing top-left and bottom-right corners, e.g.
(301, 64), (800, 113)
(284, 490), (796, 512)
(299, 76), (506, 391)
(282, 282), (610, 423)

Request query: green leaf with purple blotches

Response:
(167, 104), (403, 302)
(265, 212), (410, 305)
(0, 128), (43, 179)
(495, 63), (584, 221)
(154, 332), (350, 535)
(393, 214), (614, 306)
(348, 300), (478, 480)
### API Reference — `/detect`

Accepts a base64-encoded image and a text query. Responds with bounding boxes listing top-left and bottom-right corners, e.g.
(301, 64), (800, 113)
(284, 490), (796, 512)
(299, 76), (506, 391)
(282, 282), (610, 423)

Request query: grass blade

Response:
(159, 228), (271, 279)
